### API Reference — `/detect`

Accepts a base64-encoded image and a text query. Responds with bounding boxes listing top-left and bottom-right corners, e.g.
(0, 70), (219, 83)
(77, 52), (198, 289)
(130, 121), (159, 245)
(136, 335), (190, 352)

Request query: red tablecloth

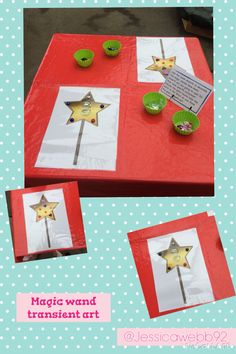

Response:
(25, 34), (214, 196)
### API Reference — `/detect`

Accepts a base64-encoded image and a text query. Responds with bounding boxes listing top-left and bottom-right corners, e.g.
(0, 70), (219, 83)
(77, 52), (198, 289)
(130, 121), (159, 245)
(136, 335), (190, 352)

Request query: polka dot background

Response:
(0, 0), (235, 353)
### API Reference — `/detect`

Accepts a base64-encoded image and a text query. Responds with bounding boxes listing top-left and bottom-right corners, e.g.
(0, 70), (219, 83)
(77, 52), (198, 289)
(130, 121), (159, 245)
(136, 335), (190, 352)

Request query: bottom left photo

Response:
(6, 181), (87, 263)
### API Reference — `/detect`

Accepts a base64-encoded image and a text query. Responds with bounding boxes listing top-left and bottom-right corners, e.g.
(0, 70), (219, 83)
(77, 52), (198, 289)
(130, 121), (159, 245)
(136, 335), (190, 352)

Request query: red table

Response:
(25, 34), (214, 196)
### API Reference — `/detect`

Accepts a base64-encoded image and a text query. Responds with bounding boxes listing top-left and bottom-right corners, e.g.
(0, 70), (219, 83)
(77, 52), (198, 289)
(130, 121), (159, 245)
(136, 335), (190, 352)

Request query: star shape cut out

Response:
(64, 91), (110, 126)
(146, 56), (176, 72)
(30, 194), (59, 222)
(158, 238), (192, 273)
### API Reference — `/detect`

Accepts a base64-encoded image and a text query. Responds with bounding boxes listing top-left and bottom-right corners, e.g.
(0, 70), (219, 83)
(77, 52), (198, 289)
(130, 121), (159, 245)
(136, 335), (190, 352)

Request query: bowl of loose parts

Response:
(172, 110), (200, 135)
(103, 40), (122, 57)
(143, 92), (167, 115)
(73, 49), (94, 68)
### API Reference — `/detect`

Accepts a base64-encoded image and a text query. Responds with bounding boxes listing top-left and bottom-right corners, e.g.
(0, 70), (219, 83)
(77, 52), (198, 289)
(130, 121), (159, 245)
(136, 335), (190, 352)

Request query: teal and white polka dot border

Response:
(0, 0), (236, 353)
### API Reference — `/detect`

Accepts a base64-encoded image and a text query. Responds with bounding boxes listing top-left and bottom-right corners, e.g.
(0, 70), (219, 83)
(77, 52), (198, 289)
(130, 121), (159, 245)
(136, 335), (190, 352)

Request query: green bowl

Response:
(143, 92), (167, 115)
(172, 110), (200, 135)
(103, 40), (121, 57)
(73, 49), (94, 67)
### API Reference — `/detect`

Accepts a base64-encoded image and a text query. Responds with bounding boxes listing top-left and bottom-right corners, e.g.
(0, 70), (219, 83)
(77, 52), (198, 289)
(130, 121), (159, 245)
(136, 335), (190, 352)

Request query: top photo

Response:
(24, 7), (213, 197)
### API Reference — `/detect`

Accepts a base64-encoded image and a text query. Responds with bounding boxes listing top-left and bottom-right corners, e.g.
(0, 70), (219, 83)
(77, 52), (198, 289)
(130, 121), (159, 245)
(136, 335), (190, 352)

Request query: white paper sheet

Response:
(147, 228), (214, 312)
(136, 37), (194, 83)
(35, 86), (120, 171)
(22, 189), (73, 254)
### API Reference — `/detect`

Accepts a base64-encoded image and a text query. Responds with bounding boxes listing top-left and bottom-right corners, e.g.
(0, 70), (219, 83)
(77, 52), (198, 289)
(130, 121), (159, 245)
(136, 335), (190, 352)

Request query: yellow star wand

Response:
(65, 91), (110, 166)
(145, 39), (176, 78)
(30, 195), (59, 248)
(158, 238), (193, 304)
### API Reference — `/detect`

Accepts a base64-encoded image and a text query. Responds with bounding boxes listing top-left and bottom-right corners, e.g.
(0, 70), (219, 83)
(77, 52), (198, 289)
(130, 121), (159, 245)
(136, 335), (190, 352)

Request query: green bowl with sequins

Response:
(143, 92), (167, 115)
(172, 110), (200, 135)
(73, 49), (94, 67)
(103, 40), (122, 57)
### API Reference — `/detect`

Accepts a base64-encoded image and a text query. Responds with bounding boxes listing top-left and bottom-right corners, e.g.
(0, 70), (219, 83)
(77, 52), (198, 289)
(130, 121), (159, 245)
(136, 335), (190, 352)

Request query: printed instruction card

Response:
(159, 65), (213, 114)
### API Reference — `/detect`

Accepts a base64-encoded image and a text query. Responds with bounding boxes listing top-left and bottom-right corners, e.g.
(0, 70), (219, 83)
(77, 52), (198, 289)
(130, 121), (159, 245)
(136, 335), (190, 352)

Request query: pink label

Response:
(117, 328), (236, 346)
(16, 293), (111, 322)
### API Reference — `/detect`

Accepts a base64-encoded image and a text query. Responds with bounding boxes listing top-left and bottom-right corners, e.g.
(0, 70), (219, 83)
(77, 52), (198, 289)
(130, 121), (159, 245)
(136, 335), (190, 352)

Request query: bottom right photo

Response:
(128, 211), (235, 318)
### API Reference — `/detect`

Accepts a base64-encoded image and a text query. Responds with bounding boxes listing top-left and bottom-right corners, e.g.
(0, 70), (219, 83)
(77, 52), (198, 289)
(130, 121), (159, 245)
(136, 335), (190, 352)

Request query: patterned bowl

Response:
(143, 92), (167, 115)
(172, 110), (200, 135)
(73, 49), (94, 67)
(103, 40), (122, 57)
